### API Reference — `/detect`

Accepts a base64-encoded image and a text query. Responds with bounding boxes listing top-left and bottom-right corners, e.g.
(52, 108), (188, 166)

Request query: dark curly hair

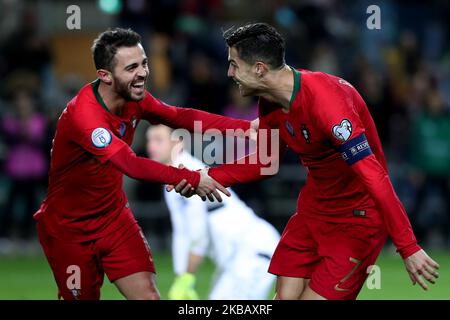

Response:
(92, 28), (141, 71)
(223, 23), (285, 69)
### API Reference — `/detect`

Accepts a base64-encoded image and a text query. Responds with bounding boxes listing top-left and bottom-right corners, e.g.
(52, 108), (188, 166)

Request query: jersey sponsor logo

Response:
(285, 120), (295, 137)
(301, 124), (311, 144)
(91, 127), (112, 148)
(119, 122), (127, 137)
(332, 119), (352, 141)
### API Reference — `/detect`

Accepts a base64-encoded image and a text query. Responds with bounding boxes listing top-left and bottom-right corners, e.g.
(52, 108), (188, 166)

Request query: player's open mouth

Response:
(131, 82), (145, 89)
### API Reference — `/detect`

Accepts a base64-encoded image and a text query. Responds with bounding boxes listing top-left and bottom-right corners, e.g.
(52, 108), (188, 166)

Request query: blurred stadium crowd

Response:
(0, 0), (449, 252)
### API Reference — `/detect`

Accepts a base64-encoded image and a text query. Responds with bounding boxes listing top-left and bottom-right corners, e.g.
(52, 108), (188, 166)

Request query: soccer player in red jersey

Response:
(33, 28), (250, 300)
(171, 23), (440, 300)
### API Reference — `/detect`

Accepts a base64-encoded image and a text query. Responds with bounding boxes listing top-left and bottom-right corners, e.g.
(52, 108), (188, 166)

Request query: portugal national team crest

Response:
(285, 120), (295, 137)
(301, 124), (311, 144)
(131, 116), (137, 129)
(332, 119), (352, 141)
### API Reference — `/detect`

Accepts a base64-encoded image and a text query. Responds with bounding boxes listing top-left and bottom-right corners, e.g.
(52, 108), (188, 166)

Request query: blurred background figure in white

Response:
(146, 124), (280, 300)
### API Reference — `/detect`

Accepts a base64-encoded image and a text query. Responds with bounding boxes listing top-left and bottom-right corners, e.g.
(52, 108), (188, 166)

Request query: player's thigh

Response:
(99, 223), (158, 300)
(37, 224), (103, 300)
(299, 284), (327, 300)
(309, 223), (387, 300)
(268, 213), (320, 295)
(274, 276), (310, 300)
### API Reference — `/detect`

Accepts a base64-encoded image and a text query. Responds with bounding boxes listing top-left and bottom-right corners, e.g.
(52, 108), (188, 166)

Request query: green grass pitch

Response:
(0, 250), (449, 300)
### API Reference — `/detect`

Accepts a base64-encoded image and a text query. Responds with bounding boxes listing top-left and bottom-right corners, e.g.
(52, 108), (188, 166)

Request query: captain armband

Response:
(337, 133), (373, 165)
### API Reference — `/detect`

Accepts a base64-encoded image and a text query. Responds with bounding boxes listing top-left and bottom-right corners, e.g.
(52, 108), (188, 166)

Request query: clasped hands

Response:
(166, 118), (259, 202)
(166, 165), (230, 202)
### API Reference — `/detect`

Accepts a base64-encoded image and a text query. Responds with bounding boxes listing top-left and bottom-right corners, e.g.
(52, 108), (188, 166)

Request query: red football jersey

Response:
(35, 80), (138, 242)
(35, 79), (250, 242)
(270, 70), (386, 222)
(209, 69), (419, 258)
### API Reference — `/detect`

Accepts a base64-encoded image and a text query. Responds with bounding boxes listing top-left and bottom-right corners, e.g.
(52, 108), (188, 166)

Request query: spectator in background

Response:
(185, 52), (227, 114)
(223, 85), (257, 121)
(352, 55), (391, 144)
(0, 89), (48, 240)
(0, 8), (51, 81)
(309, 42), (340, 76)
(409, 89), (450, 247)
(222, 85), (263, 205)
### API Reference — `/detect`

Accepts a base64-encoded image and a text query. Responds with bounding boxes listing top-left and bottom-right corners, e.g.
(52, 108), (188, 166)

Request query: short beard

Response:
(113, 77), (135, 101)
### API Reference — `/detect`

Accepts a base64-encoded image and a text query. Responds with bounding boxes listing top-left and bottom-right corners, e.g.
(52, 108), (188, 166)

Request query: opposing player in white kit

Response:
(146, 125), (280, 300)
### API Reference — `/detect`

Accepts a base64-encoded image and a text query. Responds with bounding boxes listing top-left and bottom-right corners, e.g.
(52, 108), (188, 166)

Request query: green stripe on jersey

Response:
(91, 78), (111, 113)
(289, 67), (301, 107)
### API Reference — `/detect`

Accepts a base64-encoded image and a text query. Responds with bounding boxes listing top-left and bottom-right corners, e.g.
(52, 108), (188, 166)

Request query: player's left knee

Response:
(116, 271), (160, 300)
(138, 290), (160, 300)
(127, 285), (160, 300)
(299, 286), (327, 300)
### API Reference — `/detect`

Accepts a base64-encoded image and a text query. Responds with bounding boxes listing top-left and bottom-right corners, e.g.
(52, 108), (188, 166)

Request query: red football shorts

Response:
(37, 207), (155, 300)
(268, 212), (387, 300)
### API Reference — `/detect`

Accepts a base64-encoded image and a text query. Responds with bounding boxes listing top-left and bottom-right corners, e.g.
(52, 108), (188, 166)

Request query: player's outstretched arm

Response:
(168, 120), (281, 195)
(141, 91), (254, 136)
(196, 168), (231, 202)
(109, 145), (228, 202)
(166, 164), (231, 202)
(171, 142), (284, 195)
(207, 123), (285, 187)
